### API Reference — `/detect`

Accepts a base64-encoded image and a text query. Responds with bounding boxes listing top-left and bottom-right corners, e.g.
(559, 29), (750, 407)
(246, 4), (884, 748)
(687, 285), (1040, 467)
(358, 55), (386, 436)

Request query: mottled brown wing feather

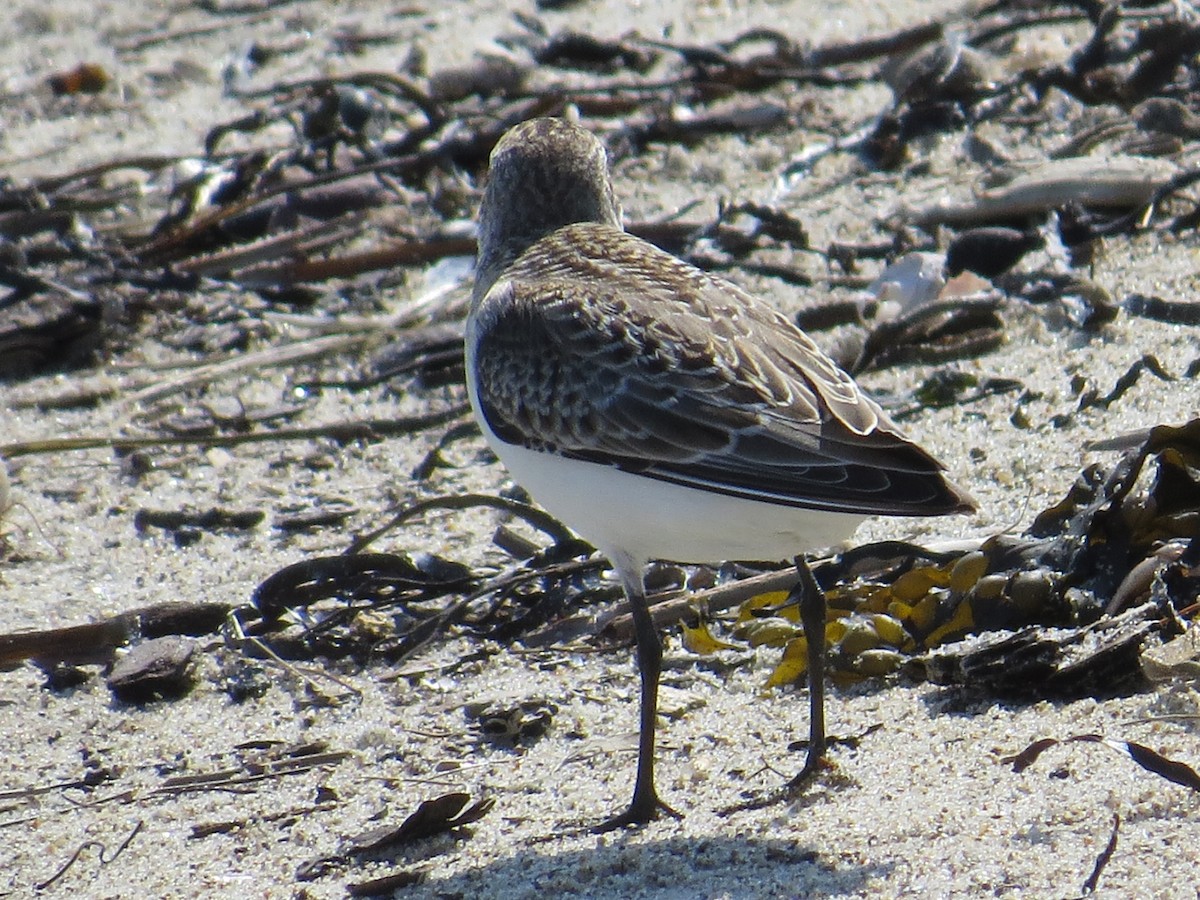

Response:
(472, 223), (971, 516)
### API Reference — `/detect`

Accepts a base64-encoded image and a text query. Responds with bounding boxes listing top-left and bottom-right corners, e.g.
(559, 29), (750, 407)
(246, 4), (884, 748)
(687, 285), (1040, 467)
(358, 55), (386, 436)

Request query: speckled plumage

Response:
(472, 221), (971, 516)
(466, 117), (974, 828)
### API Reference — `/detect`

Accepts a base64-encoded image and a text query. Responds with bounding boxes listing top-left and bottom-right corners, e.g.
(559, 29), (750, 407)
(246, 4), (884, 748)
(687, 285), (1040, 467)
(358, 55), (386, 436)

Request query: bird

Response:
(466, 117), (975, 830)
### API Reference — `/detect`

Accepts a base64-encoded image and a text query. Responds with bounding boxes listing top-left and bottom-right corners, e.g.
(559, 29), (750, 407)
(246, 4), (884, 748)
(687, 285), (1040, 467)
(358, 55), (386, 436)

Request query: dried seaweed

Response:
(1, 740), (350, 840)
(849, 294), (1006, 374)
(1082, 813), (1120, 895)
(0, 405), (468, 460)
(344, 792), (494, 853)
(9, 412), (1199, 703)
(33, 821), (143, 891)
(1123, 291), (1200, 326)
(648, 419), (1200, 696)
(0, 601), (230, 668)
(9, 0), (1200, 395)
(297, 792), (494, 885)
(1004, 733), (1200, 792)
(919, 602), (1155, 696)
(155, 742), (353, 796)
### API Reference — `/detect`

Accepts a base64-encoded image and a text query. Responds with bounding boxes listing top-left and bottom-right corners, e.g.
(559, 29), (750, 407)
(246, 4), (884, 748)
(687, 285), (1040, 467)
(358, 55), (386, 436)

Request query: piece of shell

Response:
(867, 251), (945, 315)
(464, 695), (557, 744)
(0, 456), (10, 519)
(904, 155), (1180, 227)
(1141, 626), (1200, 683)
(882, 40), (998, 105)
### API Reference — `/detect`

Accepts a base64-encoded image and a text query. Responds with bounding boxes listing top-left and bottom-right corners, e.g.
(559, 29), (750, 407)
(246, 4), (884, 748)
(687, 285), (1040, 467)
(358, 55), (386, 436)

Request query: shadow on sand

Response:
(352, 828), (887, 898)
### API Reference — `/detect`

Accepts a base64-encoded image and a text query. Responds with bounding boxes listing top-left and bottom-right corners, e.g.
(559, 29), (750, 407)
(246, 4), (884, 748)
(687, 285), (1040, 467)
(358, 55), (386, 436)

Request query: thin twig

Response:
(0, 406), (469, 460)
(34, 820), (143, 890)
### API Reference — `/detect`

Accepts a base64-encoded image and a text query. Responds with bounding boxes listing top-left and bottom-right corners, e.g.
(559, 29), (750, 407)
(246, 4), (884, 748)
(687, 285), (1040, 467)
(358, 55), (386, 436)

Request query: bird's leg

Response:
(716, 555), (828, 816)
(594, 558), (682, 832)
(785, 555), (827, 791)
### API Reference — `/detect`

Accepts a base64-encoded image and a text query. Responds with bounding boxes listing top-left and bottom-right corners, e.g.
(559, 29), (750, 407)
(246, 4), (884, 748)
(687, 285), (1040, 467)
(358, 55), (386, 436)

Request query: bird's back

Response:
(469, 221), (975, 520)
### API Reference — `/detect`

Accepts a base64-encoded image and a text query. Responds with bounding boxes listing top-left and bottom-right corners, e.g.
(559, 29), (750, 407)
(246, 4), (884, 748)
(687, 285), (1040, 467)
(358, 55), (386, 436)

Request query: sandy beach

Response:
(2, 1), (1199, 897)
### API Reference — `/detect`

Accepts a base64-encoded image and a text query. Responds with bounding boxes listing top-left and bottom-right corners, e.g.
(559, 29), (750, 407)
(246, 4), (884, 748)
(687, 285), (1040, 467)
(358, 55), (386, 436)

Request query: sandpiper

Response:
(466, 117), (975, 830)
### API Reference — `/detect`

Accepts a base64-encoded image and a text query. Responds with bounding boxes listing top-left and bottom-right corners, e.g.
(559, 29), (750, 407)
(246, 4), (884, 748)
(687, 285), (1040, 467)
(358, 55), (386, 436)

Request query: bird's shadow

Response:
(390, 829), (886, 898)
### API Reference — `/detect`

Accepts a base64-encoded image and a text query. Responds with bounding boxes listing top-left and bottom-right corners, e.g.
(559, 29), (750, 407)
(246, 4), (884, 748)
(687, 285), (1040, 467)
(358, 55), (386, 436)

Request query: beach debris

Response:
(1141, 623), (1200, 683)
(945, 226), (1043, 278)
(366, 319), (467, 390)
(527, 28), (658, 74)
(159, 741), (353, 798)
(46, 62), (109, 96)
(248, 550), (476, 661)
(868, 252), (946, 312)
(668, 418), (1200, 694)
(344, 792), (495, 852)
(1082, 814), (1121, 896)
(298, 791), (493, 885)
(849, 284), (1005, 374)
(106, 636), (196, 702)
(0, 601), (229, 669)
(5, 738), (350, 888)
(918, 602), (1154, 696)
(9, 405), (1199, 703)
(427, 53), (530, 101)
(904, 155), (1182, 227)
(0, 455), (10, 551)
(1004, 733), (1200, 793)
(8, 8), (1200, 888)
(1123, 291), (1200, 327)
(464, 695), (558, 745)
(272, 499), (358, 534)
(881, 36), (998, 107)
(33, 820), (143, 891)
(133, 506), (265, 546)
(346, 868), (426, 896)
(9, 0), (1199, 391)
(1043, 353), (1175, 430)
(680, 616), (740, 655)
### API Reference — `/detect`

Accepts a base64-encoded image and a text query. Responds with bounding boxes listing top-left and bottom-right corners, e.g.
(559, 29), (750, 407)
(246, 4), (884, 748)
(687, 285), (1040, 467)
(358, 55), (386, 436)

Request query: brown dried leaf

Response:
(1003, 733), (1200, 791)
(346, 792), (495, 854)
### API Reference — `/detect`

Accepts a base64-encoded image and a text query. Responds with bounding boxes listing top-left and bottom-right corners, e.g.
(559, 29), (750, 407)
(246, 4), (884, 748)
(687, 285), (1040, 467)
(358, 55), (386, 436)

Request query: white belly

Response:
(466, 369), (860, 570)
(489, 437), (865, 568)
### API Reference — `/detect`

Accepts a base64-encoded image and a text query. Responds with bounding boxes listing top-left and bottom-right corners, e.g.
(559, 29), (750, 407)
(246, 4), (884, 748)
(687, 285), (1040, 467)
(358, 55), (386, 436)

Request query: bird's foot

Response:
(593, 792), (682, 833)
(716, 755), (829, 817)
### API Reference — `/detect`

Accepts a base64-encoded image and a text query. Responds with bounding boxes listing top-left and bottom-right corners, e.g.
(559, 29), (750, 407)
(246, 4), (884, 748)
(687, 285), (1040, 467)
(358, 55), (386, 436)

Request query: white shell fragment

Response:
(866, 251), (947, 315)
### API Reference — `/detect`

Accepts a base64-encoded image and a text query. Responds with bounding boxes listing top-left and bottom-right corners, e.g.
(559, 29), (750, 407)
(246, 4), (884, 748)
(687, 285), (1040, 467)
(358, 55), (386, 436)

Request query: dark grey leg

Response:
(785, 556), (827, 790)
(717, 555), (829, 815)
(594, 563), (682, 831)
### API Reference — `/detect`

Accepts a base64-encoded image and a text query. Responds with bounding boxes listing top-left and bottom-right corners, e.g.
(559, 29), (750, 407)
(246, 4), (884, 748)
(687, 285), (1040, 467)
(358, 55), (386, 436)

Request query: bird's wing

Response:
(470, 225), (972, 517)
